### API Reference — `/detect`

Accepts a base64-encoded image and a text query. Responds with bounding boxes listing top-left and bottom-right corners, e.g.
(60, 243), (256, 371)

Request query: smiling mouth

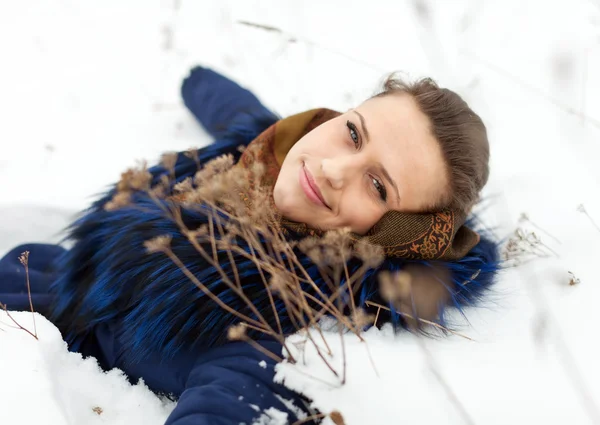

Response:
(300, 163), (330, 209)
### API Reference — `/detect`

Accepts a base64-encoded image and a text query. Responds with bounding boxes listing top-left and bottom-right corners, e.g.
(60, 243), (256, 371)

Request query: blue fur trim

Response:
(50, 119), (500, 362)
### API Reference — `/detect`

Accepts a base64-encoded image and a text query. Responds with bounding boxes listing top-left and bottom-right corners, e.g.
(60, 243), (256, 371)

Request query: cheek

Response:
(339, 192), (384, 234)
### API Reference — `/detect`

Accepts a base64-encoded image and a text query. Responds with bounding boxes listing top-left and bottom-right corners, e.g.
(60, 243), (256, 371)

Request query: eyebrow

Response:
(353, 109), (401, 205)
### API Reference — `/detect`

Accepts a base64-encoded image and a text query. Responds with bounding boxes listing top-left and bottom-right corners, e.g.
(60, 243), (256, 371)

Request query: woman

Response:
(0, 67), (499, 424)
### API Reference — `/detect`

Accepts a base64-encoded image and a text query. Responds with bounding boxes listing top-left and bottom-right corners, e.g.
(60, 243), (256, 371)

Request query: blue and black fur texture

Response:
(0, 67), (499, 425)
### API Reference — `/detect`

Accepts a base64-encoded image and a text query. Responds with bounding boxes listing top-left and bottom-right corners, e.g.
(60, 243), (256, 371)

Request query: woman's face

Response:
(273, 93), (449, 235)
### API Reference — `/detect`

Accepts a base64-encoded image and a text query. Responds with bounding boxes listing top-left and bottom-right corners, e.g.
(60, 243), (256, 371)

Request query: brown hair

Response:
(374, 75), (490, 214)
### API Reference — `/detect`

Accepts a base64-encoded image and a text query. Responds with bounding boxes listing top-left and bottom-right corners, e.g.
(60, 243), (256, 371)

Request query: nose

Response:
(320, 156), (361, 190)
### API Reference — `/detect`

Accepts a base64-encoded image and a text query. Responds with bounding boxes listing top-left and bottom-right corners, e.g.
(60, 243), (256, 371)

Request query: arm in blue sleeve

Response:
(165, 341), (314, 425)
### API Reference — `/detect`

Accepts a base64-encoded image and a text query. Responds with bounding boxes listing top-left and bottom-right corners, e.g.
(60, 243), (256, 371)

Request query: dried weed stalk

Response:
(502, 227), (559, 268)
(108, 152), (461, 390)
(0, 251), (38, 340)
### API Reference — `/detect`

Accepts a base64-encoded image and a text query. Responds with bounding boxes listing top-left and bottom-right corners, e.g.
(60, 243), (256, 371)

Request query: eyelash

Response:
(346, 120), (388, 202)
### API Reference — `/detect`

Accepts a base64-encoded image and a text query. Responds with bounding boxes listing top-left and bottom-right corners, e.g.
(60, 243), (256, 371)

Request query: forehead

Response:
(356, 93), (433, 143)
(355, 93), (447, 209)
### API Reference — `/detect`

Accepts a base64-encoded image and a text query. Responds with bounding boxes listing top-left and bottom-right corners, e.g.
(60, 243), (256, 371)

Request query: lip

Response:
(299, 163), (330, 209)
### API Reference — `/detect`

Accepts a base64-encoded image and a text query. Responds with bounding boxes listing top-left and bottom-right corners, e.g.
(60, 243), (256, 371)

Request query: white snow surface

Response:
(0, 311), (175, 424)
(1, 1), (600, 424)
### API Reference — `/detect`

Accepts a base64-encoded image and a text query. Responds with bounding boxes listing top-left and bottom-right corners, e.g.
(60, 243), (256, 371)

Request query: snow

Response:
(0, 311), (175, 424)
(252, 407), (289, 425)
(1, 0), (600, 424)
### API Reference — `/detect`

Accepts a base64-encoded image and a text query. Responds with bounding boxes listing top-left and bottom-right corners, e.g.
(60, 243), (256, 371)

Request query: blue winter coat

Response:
(0, 67), (499, 425)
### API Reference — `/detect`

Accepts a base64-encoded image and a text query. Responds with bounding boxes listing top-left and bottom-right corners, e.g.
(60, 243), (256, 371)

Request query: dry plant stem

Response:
(522, 216), (562, 244)
(22, 256), (37, 338)
(212, 211), (245, 292)
(552, 324), (600, 423)
(278, 290), (339, 379)
(172, 213), (298, 361)
(301, 329), (340, 379)
(362, 339), (380, 378)
(183, 238), (297, 362)
(282, 253), (334, 356)
(374, 306), (382, 326)
(162, 248), (266, 331)
(461, 49), (600, 129)
(299, 291), (359, 337)
(342, 255), (356, 318)
(339, 324), (347, 384)
(364, 301), (475, 341)
(286, 252), (361, 336)
(581, 209), (600, 233)
(180, 221), (273, 331)
(240, 336), (283, 363)
(247, 245), (284, 336)
(525, 270), (600, 423)
(0, 304), (38, 340)
(416, 337), (476, 425)
(239, 226), (283, 335)
(292, 413), (327, 425)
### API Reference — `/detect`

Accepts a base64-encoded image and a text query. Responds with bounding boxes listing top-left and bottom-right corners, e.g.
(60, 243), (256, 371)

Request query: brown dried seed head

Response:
(130, 169), (152, 191)
(394, 270), (413, 298)
(18, 251), (30, 266)
(104, 192), (132, 211)
(173, 177), (193, 193)
(379, 270), (412, 302)
(227, 323), (247, 341)
(329, 410), (345, 425)
(161, 152), (179, 171)
(143, 235), (172, 253)
(116, 165), (152, 192)
(378, 271), (395, 302)
(354, 240), (384, 268)
(268, 271), (288, 294)
(352, 308), (375, 329)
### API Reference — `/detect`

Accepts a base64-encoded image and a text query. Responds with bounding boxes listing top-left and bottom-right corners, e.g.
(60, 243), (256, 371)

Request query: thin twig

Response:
(416, 337), (476, 425)
(292, 413), (327, 425)
(577, 204), (600, 233)
(237, 20), (385, 73)
(0, 304), (38, 340)
(19, 251), (37, 338)
(461, 49), (600, 129)
(364, 301), (475, 341)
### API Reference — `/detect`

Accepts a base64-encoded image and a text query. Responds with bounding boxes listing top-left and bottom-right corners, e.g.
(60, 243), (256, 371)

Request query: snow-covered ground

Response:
(0, 311), (175, 424)
(1, 0), (600, 424)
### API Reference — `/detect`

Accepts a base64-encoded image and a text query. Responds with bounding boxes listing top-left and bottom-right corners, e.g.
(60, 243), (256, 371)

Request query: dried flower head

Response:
(378, 270), (412, 303)
(329, 410), (346, 425)
(194, 154), (235, 184)
(18, 251), (29, 266)
(116, 165), (152, 192)
(353, 239), (384, 268)
(568, 271), (580, 286)
(104, 192), (132, 211)
(161, 152), (179, 172)
(297, 237), (324, 266)
(268, 270), (289, 296)
(144, 235), (172, 253)
(227, 323), (247, 341)
(184, 147), (201, 169)
(173, 177), (193, 194)
(351, 308), (375, 329)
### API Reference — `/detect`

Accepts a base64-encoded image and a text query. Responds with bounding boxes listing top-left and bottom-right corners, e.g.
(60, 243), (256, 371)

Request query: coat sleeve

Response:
(164, 341), (314, 425)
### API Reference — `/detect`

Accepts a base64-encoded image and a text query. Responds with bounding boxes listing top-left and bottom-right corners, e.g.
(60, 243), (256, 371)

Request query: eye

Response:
(371, 176), (387, 202)
(346, 120), (360, 148)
